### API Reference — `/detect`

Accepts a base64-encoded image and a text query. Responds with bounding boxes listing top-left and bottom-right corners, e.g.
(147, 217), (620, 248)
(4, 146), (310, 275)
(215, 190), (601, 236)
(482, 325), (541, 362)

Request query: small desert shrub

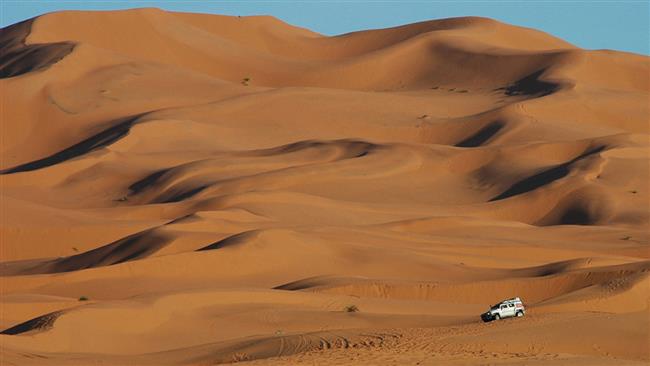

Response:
(344, 304), (359, 313)
(78, 296), (89, 301)
(231, 352), (250, 362)
(242, 77), (251, 86)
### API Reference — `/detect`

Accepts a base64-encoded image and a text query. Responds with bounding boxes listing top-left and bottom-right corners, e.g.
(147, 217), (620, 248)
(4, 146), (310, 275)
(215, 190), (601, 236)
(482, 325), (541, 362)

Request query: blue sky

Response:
(1, 1), (648, 55)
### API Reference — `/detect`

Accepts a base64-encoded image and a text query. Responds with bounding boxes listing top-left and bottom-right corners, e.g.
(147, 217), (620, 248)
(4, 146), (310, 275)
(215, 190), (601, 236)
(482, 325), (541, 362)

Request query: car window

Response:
(508, 304), (514, 307)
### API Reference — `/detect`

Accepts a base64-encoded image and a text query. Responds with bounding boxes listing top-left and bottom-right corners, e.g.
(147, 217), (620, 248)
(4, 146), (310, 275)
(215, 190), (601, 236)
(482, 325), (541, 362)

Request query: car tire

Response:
(494, 314), (500, 320)
(516, 311), (523, 317)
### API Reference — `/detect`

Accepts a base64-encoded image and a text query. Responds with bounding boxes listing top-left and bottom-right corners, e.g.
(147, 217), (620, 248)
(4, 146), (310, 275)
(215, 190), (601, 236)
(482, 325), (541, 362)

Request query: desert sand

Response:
(0, 8), (648, 365)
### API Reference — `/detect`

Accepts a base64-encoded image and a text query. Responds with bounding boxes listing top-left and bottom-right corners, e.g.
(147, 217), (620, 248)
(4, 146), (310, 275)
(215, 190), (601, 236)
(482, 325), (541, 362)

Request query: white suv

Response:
(481, 297), (525, 321)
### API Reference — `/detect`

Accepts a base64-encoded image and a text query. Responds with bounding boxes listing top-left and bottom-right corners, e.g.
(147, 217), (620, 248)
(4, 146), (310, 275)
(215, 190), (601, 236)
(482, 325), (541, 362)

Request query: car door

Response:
(499, 304), (508, 317)
(506, 303), (516, 317)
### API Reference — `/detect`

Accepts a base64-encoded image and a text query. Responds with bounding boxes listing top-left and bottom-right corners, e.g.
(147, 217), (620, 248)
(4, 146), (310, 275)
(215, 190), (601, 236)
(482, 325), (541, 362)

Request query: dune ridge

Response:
(0, 8), (648, 365)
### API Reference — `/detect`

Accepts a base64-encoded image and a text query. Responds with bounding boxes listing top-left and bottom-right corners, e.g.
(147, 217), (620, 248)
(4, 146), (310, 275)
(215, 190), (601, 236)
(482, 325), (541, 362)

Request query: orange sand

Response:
(0, 8), (648, 365)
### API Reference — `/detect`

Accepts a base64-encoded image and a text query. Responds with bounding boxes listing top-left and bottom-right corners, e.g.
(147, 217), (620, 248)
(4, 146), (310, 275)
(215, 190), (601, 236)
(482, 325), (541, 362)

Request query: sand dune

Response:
(1, 8), (648, 365)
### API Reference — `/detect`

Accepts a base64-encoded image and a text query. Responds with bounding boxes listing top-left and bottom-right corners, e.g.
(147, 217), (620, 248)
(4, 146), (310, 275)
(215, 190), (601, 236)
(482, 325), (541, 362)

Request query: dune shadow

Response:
(0, 228), (170, 276)
(263, 139), (378, 160)
(0, 19), (74, 79)
(497, 69), (560, 97)
(489, 145), (605, 202)
(1, 115), (142, 174)
(126, 169), (208, 204)
(272, 276), (334, 291)
(157, 185), (209, 204)
(196, 231), (257, 251)
(455, 121), (505, 148)
(128, 168), (171, 196)
(556, 205), (593, 225)
(1, 310), (64, 335)
(535, 198), (606, 226)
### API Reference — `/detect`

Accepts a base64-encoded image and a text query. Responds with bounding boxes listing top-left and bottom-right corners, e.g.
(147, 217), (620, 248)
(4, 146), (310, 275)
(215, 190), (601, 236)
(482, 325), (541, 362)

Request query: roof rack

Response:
(503, 297), (521, 302)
